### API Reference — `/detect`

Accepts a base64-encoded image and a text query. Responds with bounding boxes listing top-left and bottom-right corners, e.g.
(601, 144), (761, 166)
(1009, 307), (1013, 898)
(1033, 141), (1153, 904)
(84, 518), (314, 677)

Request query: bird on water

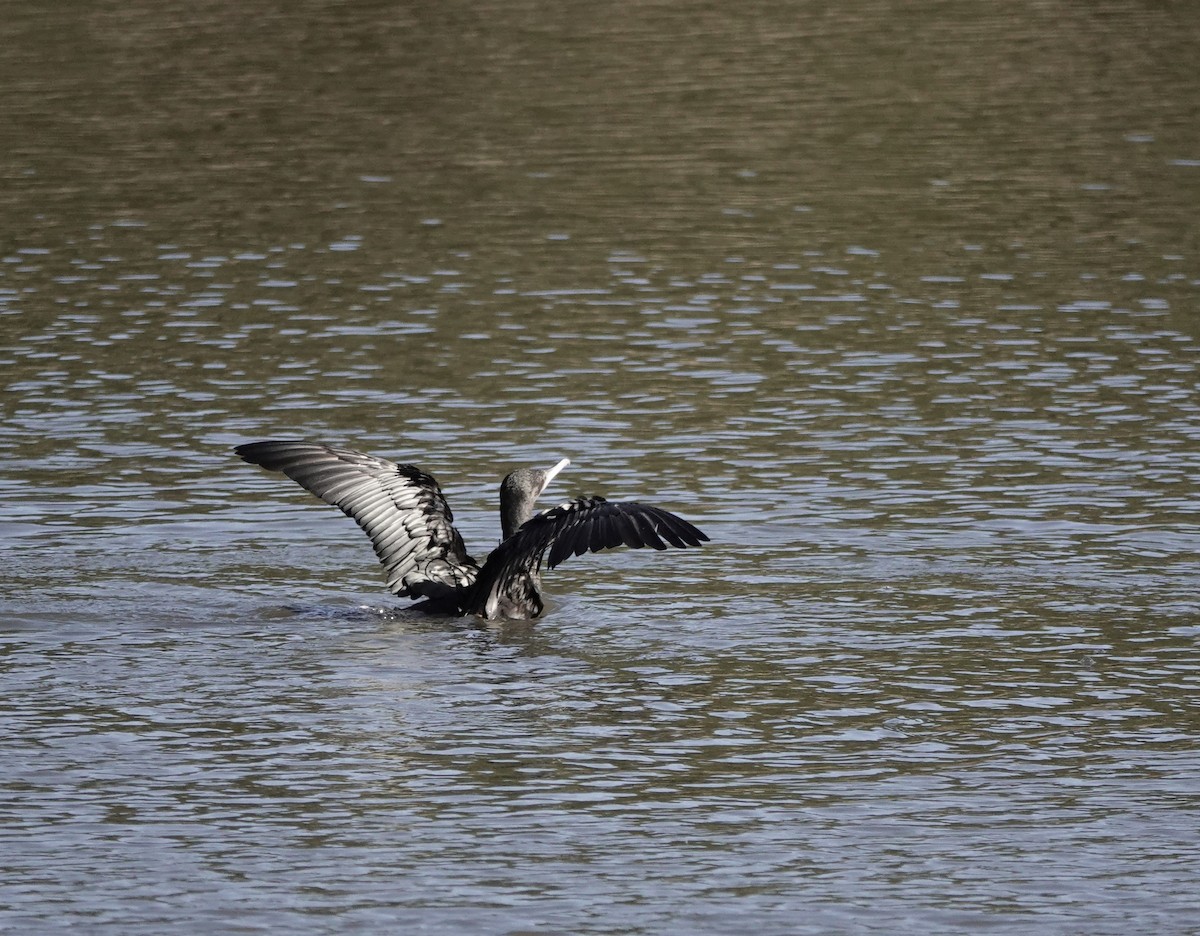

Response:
(235, 440), (708, 620)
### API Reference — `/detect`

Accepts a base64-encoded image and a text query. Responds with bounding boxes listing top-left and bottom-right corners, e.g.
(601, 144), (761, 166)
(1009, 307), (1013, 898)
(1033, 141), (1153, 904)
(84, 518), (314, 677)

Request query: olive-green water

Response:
(3, 2), (1199, 933)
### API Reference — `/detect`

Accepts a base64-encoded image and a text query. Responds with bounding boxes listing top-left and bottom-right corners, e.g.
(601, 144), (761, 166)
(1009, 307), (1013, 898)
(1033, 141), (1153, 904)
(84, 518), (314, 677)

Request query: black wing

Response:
(466, 496), (708, 619)
(235, 440), (480, 601)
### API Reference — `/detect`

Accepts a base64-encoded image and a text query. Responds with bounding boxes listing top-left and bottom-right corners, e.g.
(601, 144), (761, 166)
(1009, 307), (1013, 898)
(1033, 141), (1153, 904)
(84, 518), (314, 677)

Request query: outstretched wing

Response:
(235, 440), (480, 601)
(466, 496), (708, 618)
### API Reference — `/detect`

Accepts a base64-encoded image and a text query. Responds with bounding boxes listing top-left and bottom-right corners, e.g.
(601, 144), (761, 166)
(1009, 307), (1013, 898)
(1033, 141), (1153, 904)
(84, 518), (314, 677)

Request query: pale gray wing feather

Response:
(236, 440), (479, 601)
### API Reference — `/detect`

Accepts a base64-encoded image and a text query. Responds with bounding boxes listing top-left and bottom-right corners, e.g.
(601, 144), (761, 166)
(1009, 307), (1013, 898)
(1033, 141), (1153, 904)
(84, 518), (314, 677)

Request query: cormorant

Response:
(235, 440), (708, 620)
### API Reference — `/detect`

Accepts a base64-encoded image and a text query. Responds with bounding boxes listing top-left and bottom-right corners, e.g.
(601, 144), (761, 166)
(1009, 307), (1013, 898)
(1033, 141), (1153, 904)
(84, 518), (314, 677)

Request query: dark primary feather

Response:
(543, 499), (704, 567)
(235, 440), (480, 601)
(464, 497), (709, 618)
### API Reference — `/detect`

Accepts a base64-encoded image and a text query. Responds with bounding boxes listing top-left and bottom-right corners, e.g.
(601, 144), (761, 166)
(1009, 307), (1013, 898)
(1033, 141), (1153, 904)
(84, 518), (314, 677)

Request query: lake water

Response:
(3, 1), (1199, 933)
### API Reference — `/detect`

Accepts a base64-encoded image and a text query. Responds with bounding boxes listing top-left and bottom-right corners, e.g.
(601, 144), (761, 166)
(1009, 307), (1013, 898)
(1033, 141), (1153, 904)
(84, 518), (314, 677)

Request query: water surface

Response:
(3, 1), (1200, 933)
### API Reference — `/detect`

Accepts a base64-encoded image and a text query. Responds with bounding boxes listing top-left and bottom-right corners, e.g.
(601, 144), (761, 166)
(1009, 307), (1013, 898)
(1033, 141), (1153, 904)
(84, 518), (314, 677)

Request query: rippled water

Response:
(4, 1), (1200, 933)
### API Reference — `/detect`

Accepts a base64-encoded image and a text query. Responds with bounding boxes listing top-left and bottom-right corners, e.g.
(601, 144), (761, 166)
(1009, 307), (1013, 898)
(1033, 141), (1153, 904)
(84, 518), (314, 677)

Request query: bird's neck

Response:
(500, 495), (533, 541)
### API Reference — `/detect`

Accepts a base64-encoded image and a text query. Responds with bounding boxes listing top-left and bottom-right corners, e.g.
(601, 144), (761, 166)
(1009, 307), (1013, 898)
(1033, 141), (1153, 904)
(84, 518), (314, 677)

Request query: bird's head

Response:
(499, 457), (570, 540)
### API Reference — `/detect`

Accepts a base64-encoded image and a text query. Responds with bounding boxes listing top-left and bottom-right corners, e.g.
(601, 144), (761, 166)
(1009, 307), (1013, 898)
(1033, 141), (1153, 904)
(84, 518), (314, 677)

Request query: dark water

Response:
(3, 2), (1200, 933)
